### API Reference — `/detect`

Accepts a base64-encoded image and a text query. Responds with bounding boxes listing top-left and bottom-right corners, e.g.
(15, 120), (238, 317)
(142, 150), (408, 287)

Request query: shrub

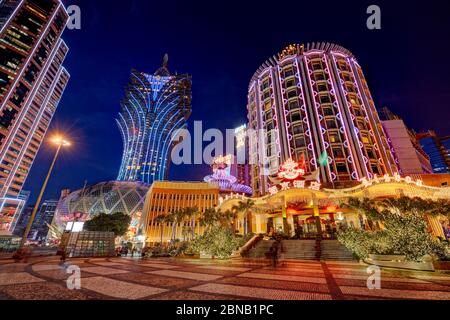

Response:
(338, 213), (450, 262)
(84, 212), (131, 237)
(189, 226), (241, 259)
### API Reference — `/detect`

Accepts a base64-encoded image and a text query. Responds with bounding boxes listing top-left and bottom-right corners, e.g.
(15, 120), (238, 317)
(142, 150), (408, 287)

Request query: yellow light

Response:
(51, 135), (71, 147)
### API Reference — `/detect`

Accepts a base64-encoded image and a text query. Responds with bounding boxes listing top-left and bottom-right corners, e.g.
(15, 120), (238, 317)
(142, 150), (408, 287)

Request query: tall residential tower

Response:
(247, 43), (396, 196)
(116, 55), (192, 185)
(0, 0), (70, 233)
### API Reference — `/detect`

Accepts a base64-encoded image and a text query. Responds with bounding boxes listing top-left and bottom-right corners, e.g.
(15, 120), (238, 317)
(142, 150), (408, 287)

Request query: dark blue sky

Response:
(24, 0), (450, 203)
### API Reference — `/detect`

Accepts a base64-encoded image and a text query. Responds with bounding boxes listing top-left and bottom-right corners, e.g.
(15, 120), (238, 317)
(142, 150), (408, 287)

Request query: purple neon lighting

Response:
(304, 55), (332, 181)
(293, 57), (317, 172)
(0, 39), (67, 197)
(331, 54), (369, 178)
(276, 65), (292, 158)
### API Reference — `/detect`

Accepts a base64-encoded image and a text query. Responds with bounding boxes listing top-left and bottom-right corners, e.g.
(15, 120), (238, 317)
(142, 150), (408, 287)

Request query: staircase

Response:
(246, 240), (274, 259)
(320, 240), (354, 260)
(282, 240), (317, 260)
(246, 239), (355, 261)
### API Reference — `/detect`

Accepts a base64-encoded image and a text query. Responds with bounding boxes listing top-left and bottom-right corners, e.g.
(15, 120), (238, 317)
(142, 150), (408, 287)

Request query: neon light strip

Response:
(303, 56), (332, 181)
(324, 54), (359, 180)
(293, 57), (317, 172)
(159, 116), (185, 180)
(346, 57), (380, 176)
(0, 39), (67, 196)
(350, 61), (396, 175)
(331, 55), (370, 177)
(2, 64), (66, 196)
(275, 65), (292, 159)
(0, 0), (24, 35)
(0, 2), (64, 111)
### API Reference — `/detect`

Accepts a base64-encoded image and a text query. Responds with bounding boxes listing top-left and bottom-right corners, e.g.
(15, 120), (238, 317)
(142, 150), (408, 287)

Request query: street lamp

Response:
(19, 135), (71, 248)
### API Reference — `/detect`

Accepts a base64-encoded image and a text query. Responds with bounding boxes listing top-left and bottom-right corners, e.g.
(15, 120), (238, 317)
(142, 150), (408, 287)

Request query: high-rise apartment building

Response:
(247, 43), (396, 196)
(14, 199), (56, 240)
(116, 55), (192, 185)
(379, 107), (432, 175)
(0, 0), (70, 233)
(441, 136), (450, 162)
(417, 131), (450, 174)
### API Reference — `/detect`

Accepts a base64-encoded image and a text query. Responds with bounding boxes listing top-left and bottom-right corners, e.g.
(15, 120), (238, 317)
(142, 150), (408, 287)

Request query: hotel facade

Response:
(247, 43), (396, 196)
(141, 181), (219, 245)
(0, 0), (70, 233)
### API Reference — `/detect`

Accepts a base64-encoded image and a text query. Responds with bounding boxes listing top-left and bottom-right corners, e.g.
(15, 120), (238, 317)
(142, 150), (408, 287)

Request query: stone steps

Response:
(246, 239), (355, 261)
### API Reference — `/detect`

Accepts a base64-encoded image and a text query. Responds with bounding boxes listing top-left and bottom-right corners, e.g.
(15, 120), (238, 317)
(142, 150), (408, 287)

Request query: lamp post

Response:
(19, 136), (70, 249)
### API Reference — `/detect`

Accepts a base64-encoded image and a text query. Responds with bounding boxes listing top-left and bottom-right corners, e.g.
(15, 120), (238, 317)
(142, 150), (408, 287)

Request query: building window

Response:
(317, 83), (328, 92)
(329, 132), (340, 143)
(371, 164), (380, 175)
(320, 95), (331, 104)
(285, 79), (295, 88)
(291, 113), (301, 122)
(323, 106), (334, 116)
(326, 120), (337, 129)
(288, 101), (299, 110)
(287, 90), (297, 99)
(336, 163), (348, 173)
(295, 137), (306, 148)
(292, 125), (304, 135)
(332, 147), (344, 158)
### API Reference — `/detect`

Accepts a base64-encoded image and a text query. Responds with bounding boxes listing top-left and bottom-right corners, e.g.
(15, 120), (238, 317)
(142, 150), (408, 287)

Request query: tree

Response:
(166, 209), (188, 242)
(183, 207), (199, 240)
(338, 197), (450, 261)
(154, 215), (166, 244)
(190, 225), (241, 259)
(199, 208), (221, 229)
(83, 212), (131, 237)
(232, 199), (255, 235)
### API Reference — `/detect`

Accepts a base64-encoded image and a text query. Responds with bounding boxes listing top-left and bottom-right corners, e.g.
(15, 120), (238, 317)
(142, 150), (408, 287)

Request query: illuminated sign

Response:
(65, 222), (84, 232)
(268, 180), (321, 196)
(359, 174), (424, 188)
(277, 158), (306, 180)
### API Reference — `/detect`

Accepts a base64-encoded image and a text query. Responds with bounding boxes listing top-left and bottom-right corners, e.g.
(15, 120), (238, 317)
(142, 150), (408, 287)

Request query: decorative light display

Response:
(359, 174), (424, 188)
(204, 155), (252, 196)
(277, 158), (306, 181)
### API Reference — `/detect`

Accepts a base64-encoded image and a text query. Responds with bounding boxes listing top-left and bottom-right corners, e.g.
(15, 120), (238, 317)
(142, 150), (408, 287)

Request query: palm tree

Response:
(170, 210), (186, 242)
(223, 209), (238, 232)
(232, 199), (255, 235)
(154, 215), (166, 244)
(199, 207), (219, 229)
(183, 207), (198, 240)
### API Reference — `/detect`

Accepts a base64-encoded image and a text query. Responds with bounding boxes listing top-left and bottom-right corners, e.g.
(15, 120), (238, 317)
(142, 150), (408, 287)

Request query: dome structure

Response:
(53, 181), (149, 233)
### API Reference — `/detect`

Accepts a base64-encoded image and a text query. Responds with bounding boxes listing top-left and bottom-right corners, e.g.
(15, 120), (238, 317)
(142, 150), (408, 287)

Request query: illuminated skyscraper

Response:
(417, 131), (450, 174)
(116, 55), (192, 184)
(0, 0), (70, 233)
(247, 43), (396, 196)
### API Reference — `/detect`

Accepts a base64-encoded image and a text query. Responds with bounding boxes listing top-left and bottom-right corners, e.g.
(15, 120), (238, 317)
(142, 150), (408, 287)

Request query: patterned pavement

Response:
(0, 256), (449, 300)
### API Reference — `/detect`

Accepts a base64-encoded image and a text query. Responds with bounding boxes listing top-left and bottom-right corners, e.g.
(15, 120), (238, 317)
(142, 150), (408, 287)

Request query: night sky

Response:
(23, 0), (450, 203)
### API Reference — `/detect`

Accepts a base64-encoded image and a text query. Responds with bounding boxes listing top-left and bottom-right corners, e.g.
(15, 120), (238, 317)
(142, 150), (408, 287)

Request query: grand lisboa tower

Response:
(116, 55), (192, 184)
